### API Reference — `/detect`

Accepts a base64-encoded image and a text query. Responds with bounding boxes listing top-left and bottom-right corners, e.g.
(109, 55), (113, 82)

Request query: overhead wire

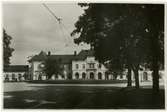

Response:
(42, 3), (62, 23)
(42, 3), (74, 47)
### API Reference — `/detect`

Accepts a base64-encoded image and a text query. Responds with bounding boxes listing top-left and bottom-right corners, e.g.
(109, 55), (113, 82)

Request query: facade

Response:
(3, 65), (29, 82)
(72, 50), (108, 80)
(28, 50), (111, 80)
(28, 51), (74, 80)
(28, 50), (164, 82)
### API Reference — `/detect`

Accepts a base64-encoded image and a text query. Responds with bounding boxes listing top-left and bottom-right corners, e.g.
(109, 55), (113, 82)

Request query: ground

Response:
(4, 81), (165, 109)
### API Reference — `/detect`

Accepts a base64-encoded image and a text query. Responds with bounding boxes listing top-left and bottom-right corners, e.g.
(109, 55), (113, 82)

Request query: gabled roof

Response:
(73, 50), (95, 61)
(28, 50), (95, 63)
(28, 51), (47, 62)
(48, 55), (76, 64)
(78, 50), (94, 57)
(4, 65), (29, 72)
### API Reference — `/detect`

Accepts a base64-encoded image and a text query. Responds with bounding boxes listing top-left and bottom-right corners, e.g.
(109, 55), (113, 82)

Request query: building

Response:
(72, 50), (109, 80)
(28, 50), (113, 80)
(3, 65), (29, 82)
(28, 50), (164, 82)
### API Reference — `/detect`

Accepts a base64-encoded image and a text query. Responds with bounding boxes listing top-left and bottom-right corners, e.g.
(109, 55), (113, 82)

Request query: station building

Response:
(28, 50), (164, 82)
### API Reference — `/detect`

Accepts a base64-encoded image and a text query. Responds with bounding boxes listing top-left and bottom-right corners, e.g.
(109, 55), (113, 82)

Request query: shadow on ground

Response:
(4, 85), (165, 109)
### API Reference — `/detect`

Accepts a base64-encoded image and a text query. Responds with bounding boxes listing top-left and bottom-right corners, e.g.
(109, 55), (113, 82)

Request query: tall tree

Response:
(144, 5), (164, 92)
(71, 4), (164, 89)
(3, 29), (14, 66)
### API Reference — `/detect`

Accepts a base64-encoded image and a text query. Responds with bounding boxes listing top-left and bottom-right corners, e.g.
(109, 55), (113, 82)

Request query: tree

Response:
(144, 5), (164, 92)
(71, 4), (164, 90)
(43, 57), (64, 79)
(3, 29), (14, 66)
(71, 4), (143, 88)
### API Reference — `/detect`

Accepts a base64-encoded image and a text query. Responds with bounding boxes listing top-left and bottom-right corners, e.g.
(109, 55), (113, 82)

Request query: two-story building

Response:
(28, 50), (111, 80)
(28, 50), (164, 82)
(72, 50), (108, 80)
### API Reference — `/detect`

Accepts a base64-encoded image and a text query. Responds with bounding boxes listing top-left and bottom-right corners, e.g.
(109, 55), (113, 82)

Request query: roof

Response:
(4, 65), (29, 72)
(28, 51), (47, 62)
(78, 50), (94, 57)
(28, 50), (95, 63)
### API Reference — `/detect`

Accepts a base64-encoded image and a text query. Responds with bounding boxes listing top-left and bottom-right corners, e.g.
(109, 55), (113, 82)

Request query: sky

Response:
(3, 3), (90, 65)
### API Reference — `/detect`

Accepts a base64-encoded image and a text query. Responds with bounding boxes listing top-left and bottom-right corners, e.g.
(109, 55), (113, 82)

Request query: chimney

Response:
(48, 51), (51, 56)
(74, 51), (77, 56)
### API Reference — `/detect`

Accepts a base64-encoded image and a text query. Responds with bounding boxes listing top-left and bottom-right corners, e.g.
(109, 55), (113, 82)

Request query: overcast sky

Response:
(3, 3), (90, 65)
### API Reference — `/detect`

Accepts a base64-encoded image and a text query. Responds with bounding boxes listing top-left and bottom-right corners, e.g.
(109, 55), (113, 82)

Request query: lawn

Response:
(4, 82), (165, 109)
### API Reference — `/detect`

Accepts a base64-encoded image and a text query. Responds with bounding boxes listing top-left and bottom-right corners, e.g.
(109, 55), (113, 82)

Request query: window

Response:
(90, 72), (94, 79)
(89, 63), (95, 68)
(12, 74), (15, 79)
(98, 72), (102, 79)
(98, 64), (102, 69)
(6, 74), (9, 78)
(143, 72), (148, 80)
(120, 75), (123, 79)
(82, 64), (85, 69)
(75, 72), (79, 79)
(82, 72), (86, 79)
(5, 74), (9, 81)
(76, 64), (79, 69)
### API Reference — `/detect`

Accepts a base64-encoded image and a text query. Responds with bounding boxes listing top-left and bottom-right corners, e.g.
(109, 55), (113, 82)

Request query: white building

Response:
(28, 50), (164, 82)
(72, 50), (108, 80)
(28, 50), (111, 80)
(3, 65), (29, 82)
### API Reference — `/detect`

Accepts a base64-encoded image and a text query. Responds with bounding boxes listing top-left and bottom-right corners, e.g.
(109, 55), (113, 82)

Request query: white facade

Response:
(29, 51), (164, 82)
(30, 61), (71, 80)
(72, 56), (108, 80)
(30, 61), (47, 80)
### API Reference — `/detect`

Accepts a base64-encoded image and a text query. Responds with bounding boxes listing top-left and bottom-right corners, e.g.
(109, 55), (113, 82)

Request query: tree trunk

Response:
(152, 59), (159, 93)
(134, 69), (139, 88)
(132, 65), (140, 89)
(127, 66), (132, 87)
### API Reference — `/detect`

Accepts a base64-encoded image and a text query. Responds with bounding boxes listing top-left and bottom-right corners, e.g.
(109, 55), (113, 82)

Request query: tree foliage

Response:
(43, 57), (64, 79)
(71, 4), (164, 90)
(3, 29), (14, 66)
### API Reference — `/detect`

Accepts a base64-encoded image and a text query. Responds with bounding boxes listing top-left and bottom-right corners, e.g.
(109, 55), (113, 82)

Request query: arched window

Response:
(90, 72), (94, 79)
(98, 72), (102, 79)
(82, 72), (86, 79)
(75, 72), (79, 79)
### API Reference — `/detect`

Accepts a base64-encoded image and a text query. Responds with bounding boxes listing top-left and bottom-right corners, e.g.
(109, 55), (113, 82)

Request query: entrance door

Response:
(98, 72), (102, 80)
(75, 72), (79, 79)
(82, 72), (86, 79)
(90, 72), (94, 79)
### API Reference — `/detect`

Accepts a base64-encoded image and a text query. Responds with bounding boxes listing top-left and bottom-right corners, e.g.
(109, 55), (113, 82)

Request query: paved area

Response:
(4, 81), (165, 109)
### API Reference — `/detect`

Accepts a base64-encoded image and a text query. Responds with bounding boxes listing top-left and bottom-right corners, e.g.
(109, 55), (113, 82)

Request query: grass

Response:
(4, 83), (165, 109)
(27, 79), (128, 84)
